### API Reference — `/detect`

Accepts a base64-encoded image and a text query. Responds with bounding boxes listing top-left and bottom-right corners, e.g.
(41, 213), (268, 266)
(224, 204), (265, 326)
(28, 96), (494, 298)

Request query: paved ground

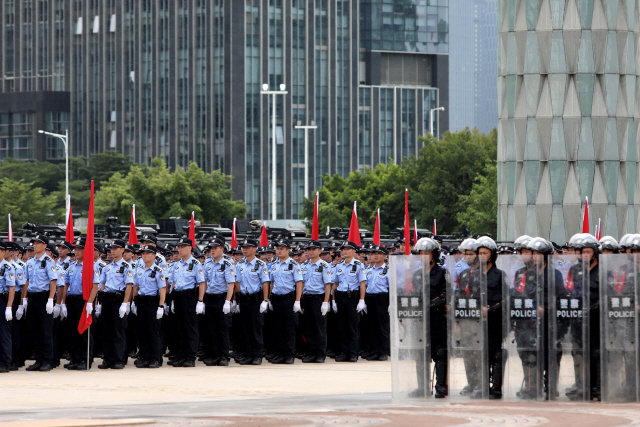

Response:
(2, 359), (640, 426)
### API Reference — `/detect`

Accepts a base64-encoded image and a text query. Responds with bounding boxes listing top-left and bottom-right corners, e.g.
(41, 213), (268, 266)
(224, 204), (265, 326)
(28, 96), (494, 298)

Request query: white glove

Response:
(61, 304), (68, 319)
(16, 305), (24, 320)
(332, 300), (338, 313)
(22, 298), (28, 312)
(4, 307), (12, 321)
(321, 302), (330, 316)
(223, 300), (231, 314)
(125, 302), (131, 315)
(196, 301), (205, 314)
(260, 300), (268, 313)
(163, 303), (169, 315)
(268, 301), (273, 311)
(131, 302), (137, 316)
(53, 304), (61, 318)
(293, 301), (301, 313)
(86, 302), (93, 318)
(95, 303), (102, 318)
(171, 301), (175, 313)
(231, 301), (239, 313)
(156, 307), (163, 319)
(234, 303), (240, 314)
(46, 298), (54, 314)
(118, 303), (127, 318)
(356, 299), (367, 314)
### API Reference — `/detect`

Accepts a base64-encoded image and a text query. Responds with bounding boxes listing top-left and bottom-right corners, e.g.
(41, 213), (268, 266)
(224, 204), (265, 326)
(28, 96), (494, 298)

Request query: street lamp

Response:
(294, 120), (317, 200)
(38, 129), (69, 199)
(429, 106), (445, 139)
(260, 83), (288, 221)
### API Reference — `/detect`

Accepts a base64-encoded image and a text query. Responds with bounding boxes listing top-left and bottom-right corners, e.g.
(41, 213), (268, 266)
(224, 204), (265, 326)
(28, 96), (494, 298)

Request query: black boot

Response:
(489, 361), (502, 399)
(435, 359), (447, 398)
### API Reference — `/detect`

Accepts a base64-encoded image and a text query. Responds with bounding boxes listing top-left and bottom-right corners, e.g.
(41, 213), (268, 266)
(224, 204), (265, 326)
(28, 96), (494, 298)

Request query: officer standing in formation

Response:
(0, 242), (15, 373)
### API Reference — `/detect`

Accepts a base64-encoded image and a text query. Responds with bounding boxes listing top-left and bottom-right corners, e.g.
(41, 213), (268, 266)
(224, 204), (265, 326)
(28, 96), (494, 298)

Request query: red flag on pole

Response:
(404, 189), (410, 255)
(65, 196), (74, 243)
(311, 192), (319, 240)
(582, 196), (590, 234)
(78, 181), (95, 334)
(347, 201), (361, 246)
(231, 218), (237, 249)
(414, 220), (418, 244)
(596, 218), (602, 240)
(189, 211), (196, 248)
(433, 219), (437, 237)
(128, 205), (138, 245)
(373, 208), (381, 246)
(8, 214), (12, 242)
(260, 223), (269, 247)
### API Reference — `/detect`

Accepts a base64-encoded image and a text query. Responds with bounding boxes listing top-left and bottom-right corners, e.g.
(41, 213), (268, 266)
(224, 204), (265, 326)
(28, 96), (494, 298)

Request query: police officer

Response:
(363, 245), (390, 362)
(63, 237), (99, 370)
(0, 242), (15, 373)
(8, 242), (26, 370)
(132, 245), (166, 368)
(98, 239), (134, 369)
(332, 241), (367, 362)
(168, 237), (205, 367)
(202, 238), (235, 366)
(236, 238), (270, 365)
(24, 235), (57, 371)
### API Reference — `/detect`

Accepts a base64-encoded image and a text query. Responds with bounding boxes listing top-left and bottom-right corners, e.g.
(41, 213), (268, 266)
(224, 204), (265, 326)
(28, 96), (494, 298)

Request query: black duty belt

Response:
(66, 294), (84, 301)
(136, 295), (159, 301)
(28, 291), (49, 298)
(271, 291), (295, 300)
(99, 291), (124, 299)
(238, 291), (262, 301)
(204, 293), (227, 300)
(0, 292), (8, 301)
(302, 293), (324, 300)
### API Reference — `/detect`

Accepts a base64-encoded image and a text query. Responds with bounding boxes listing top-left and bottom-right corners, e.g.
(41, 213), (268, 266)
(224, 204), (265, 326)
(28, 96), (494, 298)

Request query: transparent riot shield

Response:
(497, 255), (544, 401)
(390, 255), (430, 400)
(548, 254), (589, 402)
(600, 253), (638, 402)
(446, 254), (488, 399)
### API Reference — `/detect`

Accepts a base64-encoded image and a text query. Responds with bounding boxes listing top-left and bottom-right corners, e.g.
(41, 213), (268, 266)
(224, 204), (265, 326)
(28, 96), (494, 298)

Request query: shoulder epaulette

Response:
(122, 261), (130, 268)
(44, 256), (53, 262)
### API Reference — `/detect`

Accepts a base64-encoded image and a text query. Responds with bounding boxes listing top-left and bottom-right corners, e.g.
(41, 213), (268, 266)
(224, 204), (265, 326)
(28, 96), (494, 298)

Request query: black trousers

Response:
(335, 292), (360, 358)
(271, 292), (298, 359)
(238, 295), (264, 359)
(365, 293), (390, 356)
(126, 305), (138, 355)
(301, 294), (327, 359)
(100, 293), (127, 365)
(10, 299), (21, 366)
(136, 296), (162, 363)
(66, 296), (94, 365)
(203, 294), (232, 361)
(173, 290), (198, 362)
(0, 298), (11, 368)
(27, 293), (53, 365)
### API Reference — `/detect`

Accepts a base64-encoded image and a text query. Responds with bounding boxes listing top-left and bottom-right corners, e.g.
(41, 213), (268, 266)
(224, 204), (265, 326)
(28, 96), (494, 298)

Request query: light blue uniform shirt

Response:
(10, 260), (25, 292)
(205, 258), (236, 294)
(237, 257), (270, 294)
(0, 259), (15, 292)
(25, 253), (57, 292)
(453, 258), (469, 282)
(65, 261), (100, 296)
(302, 259), (332, 295)
(171, 256), (205, 291)
(365, 264), (390, 294)
(134, 263), (166, 296)
(334, 258), (367, 292)
(270, 257), (304, 295)
(99, 258), (134, 292)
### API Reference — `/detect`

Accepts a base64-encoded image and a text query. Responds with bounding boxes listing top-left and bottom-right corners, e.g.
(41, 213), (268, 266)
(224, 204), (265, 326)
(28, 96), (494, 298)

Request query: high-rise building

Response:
(0, 0), (448, 220)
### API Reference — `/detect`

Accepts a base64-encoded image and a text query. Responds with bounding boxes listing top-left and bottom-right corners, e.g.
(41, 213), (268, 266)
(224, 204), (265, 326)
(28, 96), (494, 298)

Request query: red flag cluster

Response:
(78, 182), (95, 334)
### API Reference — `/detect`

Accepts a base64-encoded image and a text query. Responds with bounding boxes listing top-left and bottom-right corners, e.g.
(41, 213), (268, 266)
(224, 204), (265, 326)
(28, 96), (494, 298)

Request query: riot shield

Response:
(446, 254), (489, 399)
(389, 255), (430, 400)
(600, 253), (638, 402)
(548, 254), (589, 402)
(497, 255), (544, 401)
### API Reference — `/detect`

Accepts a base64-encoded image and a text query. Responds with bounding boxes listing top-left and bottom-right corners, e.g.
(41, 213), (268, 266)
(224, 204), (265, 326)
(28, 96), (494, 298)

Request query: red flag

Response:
(433, 219), (437, 237)
(78, 181), (95, 334)
(404, 189), (410, 255)
(596, 218), (602, 240)
(260, 223), (269, 247)
(231, 218), (237, 249)
(582, 196), (590, 234)
(347, 201), (361, 246)
(189, 211), (196, 248)
(65, 196), (74, 243)
(7, 214), (12, 242)
(373, 209), (381, 246)
(311, 192), (319, 240)
(414, 220), (418, 244)
(128, 205), (138, 245)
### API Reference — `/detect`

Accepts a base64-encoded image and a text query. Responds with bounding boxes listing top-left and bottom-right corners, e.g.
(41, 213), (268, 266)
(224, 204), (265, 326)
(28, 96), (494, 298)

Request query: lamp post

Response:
(429, 106), (445, 139)
(38, 129), (69, 199)
(294, 120), (317, 199)
(260, 83), (288, 221)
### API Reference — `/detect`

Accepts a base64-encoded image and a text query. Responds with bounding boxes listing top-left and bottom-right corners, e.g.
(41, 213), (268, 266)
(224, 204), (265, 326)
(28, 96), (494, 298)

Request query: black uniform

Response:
(430, 264), (448, 396)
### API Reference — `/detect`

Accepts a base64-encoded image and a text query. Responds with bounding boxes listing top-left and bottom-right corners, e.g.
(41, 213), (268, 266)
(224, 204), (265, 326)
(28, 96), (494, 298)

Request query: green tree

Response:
(457, 162), (498, 236)
(0, 157), (65, 195)
(0, 178), (60, 230)
(72, 150), (134, 190)
(94, 158), (246, 223)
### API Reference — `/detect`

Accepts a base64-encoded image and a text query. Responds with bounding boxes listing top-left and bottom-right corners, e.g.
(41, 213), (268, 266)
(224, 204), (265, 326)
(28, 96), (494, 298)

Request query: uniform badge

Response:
(296, 269), (302, 275)
(199, 270), (204, 276)
(163, 265), (167, 271)
(95, 272), (100, 278)
(239, 268), (244, 273)
(263, 269), (268, 274)
(338, 269), (342, 274)
(128, 271), (133, 277)
(9, 273), (14, 280)
(230, 270), (235, 276)
(207, 267), (211, 272)
(51, 267), (56, 272)
(17, 273), (23, 280)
